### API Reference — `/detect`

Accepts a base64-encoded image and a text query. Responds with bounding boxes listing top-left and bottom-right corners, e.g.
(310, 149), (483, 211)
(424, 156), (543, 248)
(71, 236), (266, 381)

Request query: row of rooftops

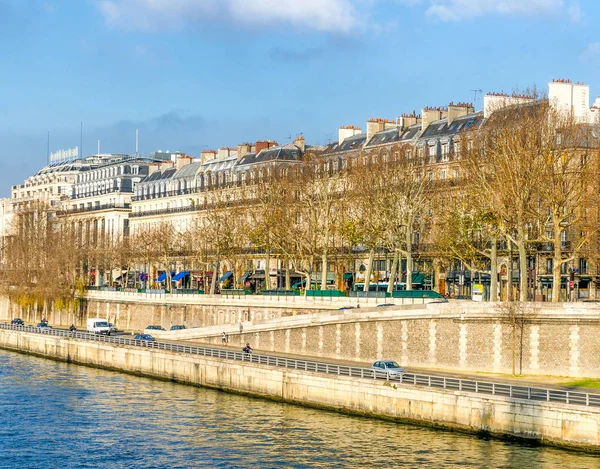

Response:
(13, 78), (600, 199)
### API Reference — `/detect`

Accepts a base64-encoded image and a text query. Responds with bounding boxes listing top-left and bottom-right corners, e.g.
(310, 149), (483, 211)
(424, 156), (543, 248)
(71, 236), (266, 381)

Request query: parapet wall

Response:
(0, 328), (599, 452)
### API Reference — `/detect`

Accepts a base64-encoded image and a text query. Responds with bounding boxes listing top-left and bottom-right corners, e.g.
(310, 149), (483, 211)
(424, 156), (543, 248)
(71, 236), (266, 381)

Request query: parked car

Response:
(36, 323), (52, 329)
(372, 360), (405, 377)
(376, 303), (396, 308)
(11, 318), (24, 326)
(338, 306), (355, 310)
(134, 333), (156, 342)
(108, 323), (118, 333)
(146, 325), (165, 331)
(170, 325), (186, 331)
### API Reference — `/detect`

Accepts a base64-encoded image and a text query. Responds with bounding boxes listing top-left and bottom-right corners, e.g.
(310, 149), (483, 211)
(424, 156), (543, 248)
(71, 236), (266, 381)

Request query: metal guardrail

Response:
(2, 322), (600, 408)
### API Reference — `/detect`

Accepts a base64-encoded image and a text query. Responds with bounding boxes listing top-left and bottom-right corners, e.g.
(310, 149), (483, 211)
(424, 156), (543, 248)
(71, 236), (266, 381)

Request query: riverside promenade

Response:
(2, 323), (600, 452)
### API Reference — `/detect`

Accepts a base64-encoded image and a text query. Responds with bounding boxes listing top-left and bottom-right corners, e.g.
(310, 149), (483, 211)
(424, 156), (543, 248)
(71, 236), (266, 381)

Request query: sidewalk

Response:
(208, 341), (600, 393)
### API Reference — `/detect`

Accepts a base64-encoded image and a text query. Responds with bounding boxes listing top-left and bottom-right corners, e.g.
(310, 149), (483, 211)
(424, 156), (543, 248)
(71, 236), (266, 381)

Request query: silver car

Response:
(372, 360), (405, 377)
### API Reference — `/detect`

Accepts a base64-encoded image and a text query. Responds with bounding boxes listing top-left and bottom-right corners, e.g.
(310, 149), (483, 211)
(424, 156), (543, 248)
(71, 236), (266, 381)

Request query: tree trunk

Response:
(552, 220), (563, 303)
(303, 272), (312, 296)
(209, 258), (218, 295)
(490, 235), (498, 302)
(363, 249), (375, 292)
(321, 251), (328, 291)
(517, 223), (528, 302)
(265, 250), (271, 290)
(285, 260), (291, 290)
(387, 252), (399, 294)
(405, 219), (413, 291)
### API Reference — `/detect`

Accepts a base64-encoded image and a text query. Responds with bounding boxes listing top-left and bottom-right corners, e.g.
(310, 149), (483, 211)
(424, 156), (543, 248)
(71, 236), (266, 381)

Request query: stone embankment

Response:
(3, 292), (600, 378)
(1, 327), (600, 452)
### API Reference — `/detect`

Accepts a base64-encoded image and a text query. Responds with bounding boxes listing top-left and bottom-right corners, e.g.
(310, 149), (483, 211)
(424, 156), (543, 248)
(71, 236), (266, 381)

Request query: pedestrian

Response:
(243, 343), (253, 354)
(221, 331), (227, 344)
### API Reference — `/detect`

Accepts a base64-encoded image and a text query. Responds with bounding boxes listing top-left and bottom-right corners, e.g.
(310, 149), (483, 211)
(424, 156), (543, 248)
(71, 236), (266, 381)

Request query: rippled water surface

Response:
(0, 350), (599, 468)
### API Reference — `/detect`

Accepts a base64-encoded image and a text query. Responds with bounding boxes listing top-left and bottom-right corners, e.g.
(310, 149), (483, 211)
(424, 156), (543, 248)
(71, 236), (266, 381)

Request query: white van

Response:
(87, 318), (111, 335)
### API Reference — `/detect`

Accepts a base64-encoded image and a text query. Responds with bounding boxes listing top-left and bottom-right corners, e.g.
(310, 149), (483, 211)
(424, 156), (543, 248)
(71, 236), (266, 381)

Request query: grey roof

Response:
(323, 133), (367, 154)
(141, 167), (177, 183)
(420, 112), (484, 141)
(173, 162), (203, 180)
(365, 127), (401, 147)
(201, 155), (238, 173)
(236, 143), (302, 167)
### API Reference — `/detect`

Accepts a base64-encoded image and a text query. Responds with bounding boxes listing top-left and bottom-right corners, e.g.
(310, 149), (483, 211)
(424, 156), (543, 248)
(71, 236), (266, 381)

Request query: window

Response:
(428, 145), (437, 157)
(441, 143), (449, 160)
(440, 170), (447, 181)
(546, 258), (553, 274)
(580, 258), (588, 274)
(373, 260), (386, 271)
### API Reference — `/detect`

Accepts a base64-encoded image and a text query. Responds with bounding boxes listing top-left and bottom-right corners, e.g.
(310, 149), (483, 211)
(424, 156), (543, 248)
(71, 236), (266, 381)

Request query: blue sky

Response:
(1, 0), (599, 195)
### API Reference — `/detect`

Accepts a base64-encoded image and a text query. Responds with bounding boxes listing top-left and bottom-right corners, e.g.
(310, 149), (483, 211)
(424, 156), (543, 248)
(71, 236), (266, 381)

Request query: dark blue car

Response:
(134, 333), (155, 342)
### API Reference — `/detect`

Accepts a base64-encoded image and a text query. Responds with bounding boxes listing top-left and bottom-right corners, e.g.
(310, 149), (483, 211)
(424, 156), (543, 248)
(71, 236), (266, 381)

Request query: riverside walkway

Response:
(2, 322), (599, 409)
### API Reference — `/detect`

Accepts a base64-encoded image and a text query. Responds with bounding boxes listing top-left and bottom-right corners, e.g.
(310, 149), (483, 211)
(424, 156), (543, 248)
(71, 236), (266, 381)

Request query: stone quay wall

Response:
(2, 293), (600, 378)
(0, 328), (599, 452)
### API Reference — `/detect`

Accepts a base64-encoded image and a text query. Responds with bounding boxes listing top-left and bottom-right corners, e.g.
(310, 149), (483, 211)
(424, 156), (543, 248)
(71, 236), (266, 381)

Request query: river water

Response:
(0, 350), (598, 469)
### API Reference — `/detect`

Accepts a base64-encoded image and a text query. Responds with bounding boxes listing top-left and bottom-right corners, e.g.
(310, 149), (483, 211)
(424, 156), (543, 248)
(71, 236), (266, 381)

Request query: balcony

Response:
(57, 203), (131, 216)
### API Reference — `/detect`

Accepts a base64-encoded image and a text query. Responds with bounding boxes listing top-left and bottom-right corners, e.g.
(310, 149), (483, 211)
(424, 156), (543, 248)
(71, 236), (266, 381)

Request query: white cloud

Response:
(96, 0), (359, 33)
(579, 42), (600, 64)
(567, 2), (582, 24)
(425, 0), (564, 22)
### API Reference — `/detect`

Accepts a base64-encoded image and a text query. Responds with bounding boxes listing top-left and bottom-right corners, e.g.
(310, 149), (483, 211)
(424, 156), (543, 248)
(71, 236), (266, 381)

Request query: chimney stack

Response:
(338, 125), (362, 145)
(237, 143), (252, 160)
(447, 102), (475, 126)
(200, 149), (217, 164)
(293, 135), (305, 152)
(256, 140), (278, 155)
(398, 113), (422, 130)
(421, 107), (447, 132)
(366, 118), (395, 141)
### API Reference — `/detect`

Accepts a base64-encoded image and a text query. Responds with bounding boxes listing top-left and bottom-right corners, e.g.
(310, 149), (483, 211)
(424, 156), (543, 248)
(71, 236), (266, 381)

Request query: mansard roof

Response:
(173, 162), (202, 180)
(323, 133), (367, 154)
(419, 112), (484, 142)
(142, 167), (177, 183)
(236, 143), (302, 167)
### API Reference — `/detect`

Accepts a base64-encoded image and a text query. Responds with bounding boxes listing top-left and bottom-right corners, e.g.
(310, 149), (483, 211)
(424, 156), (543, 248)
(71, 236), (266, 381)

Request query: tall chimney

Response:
(421, 107), (446, 132)
(237, 143), (252, 160)
(447, 102), (474, 126)
(293, 135), (305, 152)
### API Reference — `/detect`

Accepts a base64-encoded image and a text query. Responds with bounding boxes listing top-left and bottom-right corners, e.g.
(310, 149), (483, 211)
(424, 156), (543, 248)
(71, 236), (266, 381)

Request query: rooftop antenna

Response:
(80, 122), (83, 160)
(470, 89), (483, 103)
(97, 139), (100, 156)
(135, 128), (139, 157)
(325, 133), (333, 144)
(287, 134), (292, 141)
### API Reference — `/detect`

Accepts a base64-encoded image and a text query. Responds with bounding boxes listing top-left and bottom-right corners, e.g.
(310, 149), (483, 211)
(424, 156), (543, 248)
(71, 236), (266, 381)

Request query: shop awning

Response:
(218, 271), (233, 282)
(411, 273), (424, 285)
(156, 271), (174, 282)
(172, 271), (189, 282)
(342, 272), (353, 280)
(238, 273), (250, 284)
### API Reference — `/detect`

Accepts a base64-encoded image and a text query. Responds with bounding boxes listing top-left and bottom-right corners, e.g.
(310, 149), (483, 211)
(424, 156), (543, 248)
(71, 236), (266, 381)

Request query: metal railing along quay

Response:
(2, 322), (600, 408)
